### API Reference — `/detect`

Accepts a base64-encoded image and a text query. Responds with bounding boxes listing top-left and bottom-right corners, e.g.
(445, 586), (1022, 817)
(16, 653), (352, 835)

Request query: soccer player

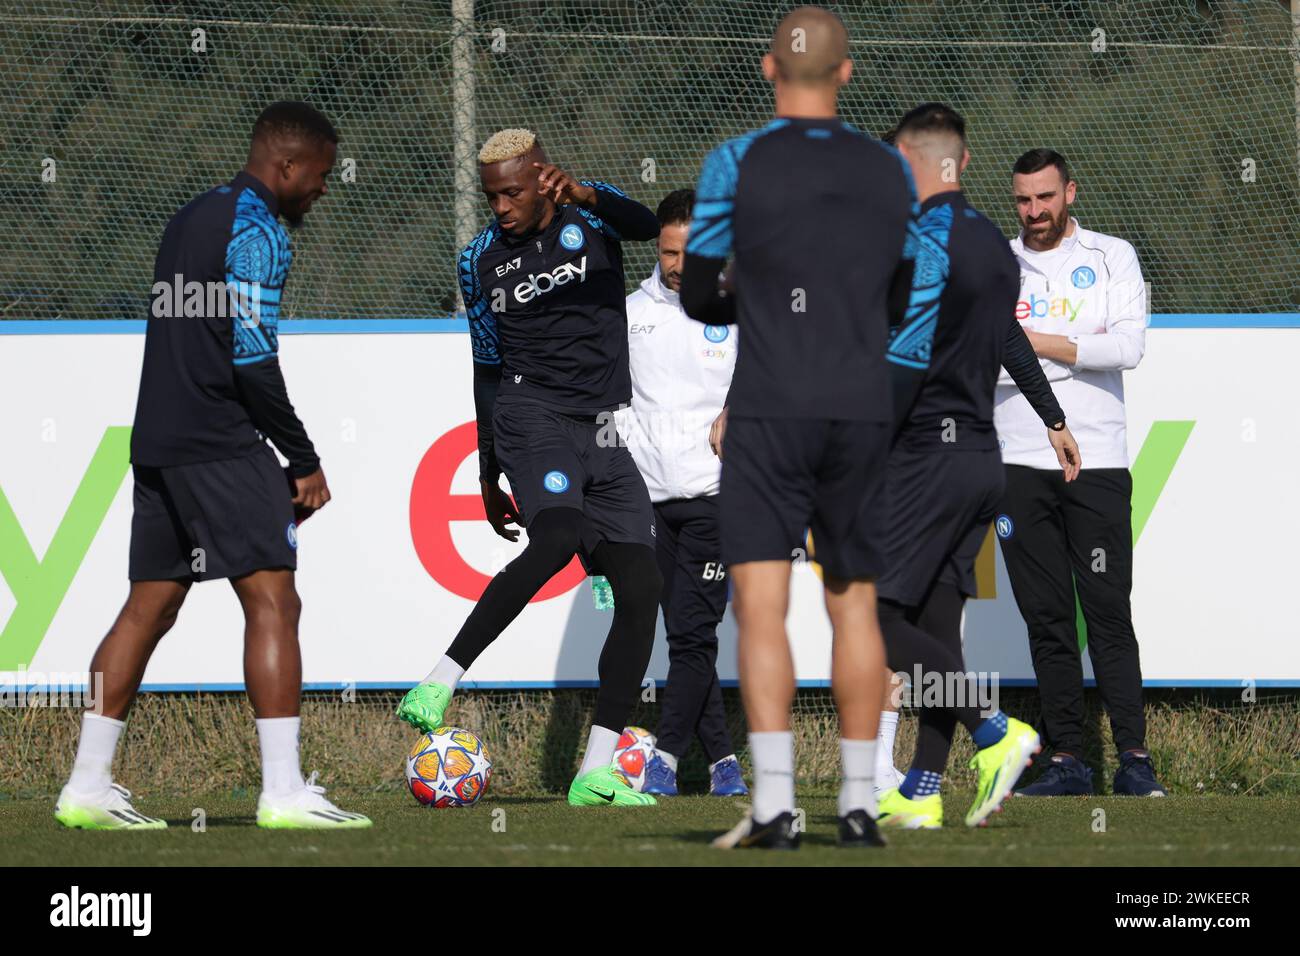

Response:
(54, 102), (370, 830)
(397, 129), (664, 807)
(997, 149), (1167, 797)
(617, 188), (748, 798)
(681, 6), (913, 849)
(869, 104), (1081, 830)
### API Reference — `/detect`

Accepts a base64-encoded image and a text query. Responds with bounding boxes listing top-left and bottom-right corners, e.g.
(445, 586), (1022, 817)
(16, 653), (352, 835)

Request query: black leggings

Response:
(445, 507), (662, 732)
(879, 584), (984, 775)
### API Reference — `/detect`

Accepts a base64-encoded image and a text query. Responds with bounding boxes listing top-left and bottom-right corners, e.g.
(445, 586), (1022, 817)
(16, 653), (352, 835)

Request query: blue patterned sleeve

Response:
(460, 232), (499, 367)
(686, 142), (740, 260)
(887, 203), (952, 371)
(226, 196), (291, 366)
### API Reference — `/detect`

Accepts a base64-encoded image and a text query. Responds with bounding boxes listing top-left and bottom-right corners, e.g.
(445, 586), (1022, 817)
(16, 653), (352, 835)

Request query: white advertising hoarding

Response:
(1, 320), (1297, 689)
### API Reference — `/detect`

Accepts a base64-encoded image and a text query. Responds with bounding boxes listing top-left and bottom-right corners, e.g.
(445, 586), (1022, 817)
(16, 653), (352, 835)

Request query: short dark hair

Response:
(252, 101), (339, 149)
(1013, 148), (1071, 184)
(656, 188), (695, 227)
(895, 102), (966, 143)
(879, 126), (899, 146)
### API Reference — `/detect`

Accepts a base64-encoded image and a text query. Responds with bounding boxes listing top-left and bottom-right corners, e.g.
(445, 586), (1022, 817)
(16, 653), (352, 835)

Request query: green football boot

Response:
(966, 716), (1041, 827)
(876, 787), (944, 829)
(396, 681), (453, 734)
(567, 766), (658, 807)
(256, 772), (372, 830)
(54, 783), (167, 831)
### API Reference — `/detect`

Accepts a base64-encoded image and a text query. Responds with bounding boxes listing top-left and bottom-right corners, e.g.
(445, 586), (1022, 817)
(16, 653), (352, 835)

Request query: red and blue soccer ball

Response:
(612, 726), (657, 792)
(406, 727), (493, 808)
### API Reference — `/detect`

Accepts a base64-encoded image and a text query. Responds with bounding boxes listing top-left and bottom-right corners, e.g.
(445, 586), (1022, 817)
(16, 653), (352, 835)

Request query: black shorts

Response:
(720, 416), (889, 580)
(875, 447), (1004, 607)
(492, 399), (657, 560)
(128, 444), (297, 582)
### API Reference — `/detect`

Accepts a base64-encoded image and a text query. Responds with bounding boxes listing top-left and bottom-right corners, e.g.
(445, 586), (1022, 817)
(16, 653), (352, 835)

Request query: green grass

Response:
(5, 792), (1298, 867)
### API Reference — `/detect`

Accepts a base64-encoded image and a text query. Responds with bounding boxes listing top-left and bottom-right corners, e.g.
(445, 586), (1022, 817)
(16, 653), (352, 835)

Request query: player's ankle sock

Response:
(423, 655), (465, 692)
(67, 712), (125, 793)
(256, 716), (306, 796)
(899, 768), (943, 800)
(971, 710), (1009, 750)
(576, 725), (621, 778)
(877, 710), (899, 772)
(749, 731), (795, 823)
(837, 738), (877, 817)
(658, 750), (680, 772)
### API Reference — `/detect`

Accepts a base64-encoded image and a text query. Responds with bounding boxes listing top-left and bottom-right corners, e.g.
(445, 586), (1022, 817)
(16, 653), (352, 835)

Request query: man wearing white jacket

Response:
(995, 149), (1166, 798)
(617, 189), (748, 797)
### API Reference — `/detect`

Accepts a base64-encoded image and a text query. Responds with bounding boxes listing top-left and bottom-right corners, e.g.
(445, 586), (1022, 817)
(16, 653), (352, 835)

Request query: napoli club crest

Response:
(560, 224), (585, 251)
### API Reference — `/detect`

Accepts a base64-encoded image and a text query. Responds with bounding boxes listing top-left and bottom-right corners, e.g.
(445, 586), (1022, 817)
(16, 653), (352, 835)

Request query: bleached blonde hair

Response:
(478, 128), (538, 164)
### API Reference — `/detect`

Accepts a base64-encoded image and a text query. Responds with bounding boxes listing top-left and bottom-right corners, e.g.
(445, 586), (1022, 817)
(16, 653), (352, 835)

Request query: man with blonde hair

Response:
(398, 129), (665, 807)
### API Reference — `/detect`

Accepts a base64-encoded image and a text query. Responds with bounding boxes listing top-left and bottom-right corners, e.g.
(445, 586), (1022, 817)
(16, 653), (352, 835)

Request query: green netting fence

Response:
(2, 0), (1299, 322)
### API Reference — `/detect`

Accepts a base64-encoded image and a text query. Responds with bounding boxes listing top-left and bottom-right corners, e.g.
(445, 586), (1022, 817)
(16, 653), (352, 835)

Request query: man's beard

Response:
(1025, 207), (1068, 247)
(283, 210), (304, 230)
(662, 271), (681, 292)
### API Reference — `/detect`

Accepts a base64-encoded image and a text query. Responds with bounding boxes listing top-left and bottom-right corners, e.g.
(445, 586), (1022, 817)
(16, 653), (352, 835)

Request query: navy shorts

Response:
(492, 399), (657, 561)
(129, 443), (298, 582)
(720, 416), (889, 580)
(875, 447), (1004, 606)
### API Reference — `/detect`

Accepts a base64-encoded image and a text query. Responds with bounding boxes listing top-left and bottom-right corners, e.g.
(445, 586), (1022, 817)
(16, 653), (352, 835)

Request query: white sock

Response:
(749, 731), (795, 823)
(878, 710), (900, 778)
(67, 712), (124, 793)
(256, 716), (306, 797)
(839, 738), (877, 817)
(423, 655), (465, 691)
(577, 725), (621, 777)
(658, 750), (679, 772)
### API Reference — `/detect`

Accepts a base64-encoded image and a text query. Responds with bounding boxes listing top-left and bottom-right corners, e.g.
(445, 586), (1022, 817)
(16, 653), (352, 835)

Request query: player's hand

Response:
(289, 467), (331, 521)
(533, 163), (595, 208)
(709, 406), (728, 460)
(1049, 425), (1082, 482)
(481, 477), (522, 542)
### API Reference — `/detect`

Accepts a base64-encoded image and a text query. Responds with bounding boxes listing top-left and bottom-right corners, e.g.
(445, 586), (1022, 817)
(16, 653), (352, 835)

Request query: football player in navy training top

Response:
(872, 104), (1082, 830)
(55, 102), (370, 831)
(397, 129), (666, 807)
(681, 6), (917, 849)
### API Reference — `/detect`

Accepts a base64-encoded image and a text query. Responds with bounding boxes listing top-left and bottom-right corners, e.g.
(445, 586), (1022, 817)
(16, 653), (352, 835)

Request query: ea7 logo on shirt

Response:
(514, 256), (588, 304)
(495, 256), (522, 277)
(630, 324), (656, 334)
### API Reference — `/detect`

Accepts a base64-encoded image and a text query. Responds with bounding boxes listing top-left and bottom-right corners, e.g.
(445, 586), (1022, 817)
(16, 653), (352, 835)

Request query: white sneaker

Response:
(256, 771), (372, 829)
(54, 782), (167, 830)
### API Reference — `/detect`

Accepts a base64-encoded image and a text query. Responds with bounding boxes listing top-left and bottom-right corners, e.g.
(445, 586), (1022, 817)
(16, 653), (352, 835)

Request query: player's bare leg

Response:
(231, 568), (370, 828)
(824, 575), (888, 846)
(54, 580), (190, 829)
(89, 579), (191, 719)
(714, 560), (799, 849)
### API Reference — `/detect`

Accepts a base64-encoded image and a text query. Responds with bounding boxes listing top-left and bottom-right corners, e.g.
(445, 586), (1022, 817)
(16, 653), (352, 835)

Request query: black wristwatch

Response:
(1049, 420), (1067, 432)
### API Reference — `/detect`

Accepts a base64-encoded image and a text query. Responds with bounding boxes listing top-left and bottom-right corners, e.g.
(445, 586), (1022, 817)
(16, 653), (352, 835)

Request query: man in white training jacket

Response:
(616, 189), (748, 797)
(995, 148), (1166, 798)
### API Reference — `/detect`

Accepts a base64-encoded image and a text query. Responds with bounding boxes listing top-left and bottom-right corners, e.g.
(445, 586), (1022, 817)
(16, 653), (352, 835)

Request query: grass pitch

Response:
(4, 791), (1298, 867)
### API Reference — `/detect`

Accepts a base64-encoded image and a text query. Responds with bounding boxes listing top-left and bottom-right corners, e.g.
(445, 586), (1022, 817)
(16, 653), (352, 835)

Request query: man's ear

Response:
(1065, 179), (1077, 205)
(837, 57), (853, 87)
(761, 52), (776, 83)
(960, 148), (971, 174)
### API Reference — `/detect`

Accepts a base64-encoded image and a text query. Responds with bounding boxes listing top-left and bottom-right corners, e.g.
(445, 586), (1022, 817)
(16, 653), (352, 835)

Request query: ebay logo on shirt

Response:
(1016, 293), (1084, 323)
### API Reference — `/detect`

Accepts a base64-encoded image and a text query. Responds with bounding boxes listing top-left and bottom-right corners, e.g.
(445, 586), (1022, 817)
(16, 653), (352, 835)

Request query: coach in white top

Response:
(615, 189), (747, 798)
(994, 149), (1166, 798)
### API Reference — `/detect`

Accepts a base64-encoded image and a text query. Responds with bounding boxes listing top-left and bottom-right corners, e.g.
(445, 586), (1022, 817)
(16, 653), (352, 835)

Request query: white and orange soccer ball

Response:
(612, 726), (657, 791)
(406, 727), (493, 808)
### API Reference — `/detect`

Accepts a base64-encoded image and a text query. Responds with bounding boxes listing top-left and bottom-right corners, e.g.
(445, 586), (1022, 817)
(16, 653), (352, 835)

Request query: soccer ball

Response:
(612, 726), (657, 791)
(406, 727), (493, 807)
